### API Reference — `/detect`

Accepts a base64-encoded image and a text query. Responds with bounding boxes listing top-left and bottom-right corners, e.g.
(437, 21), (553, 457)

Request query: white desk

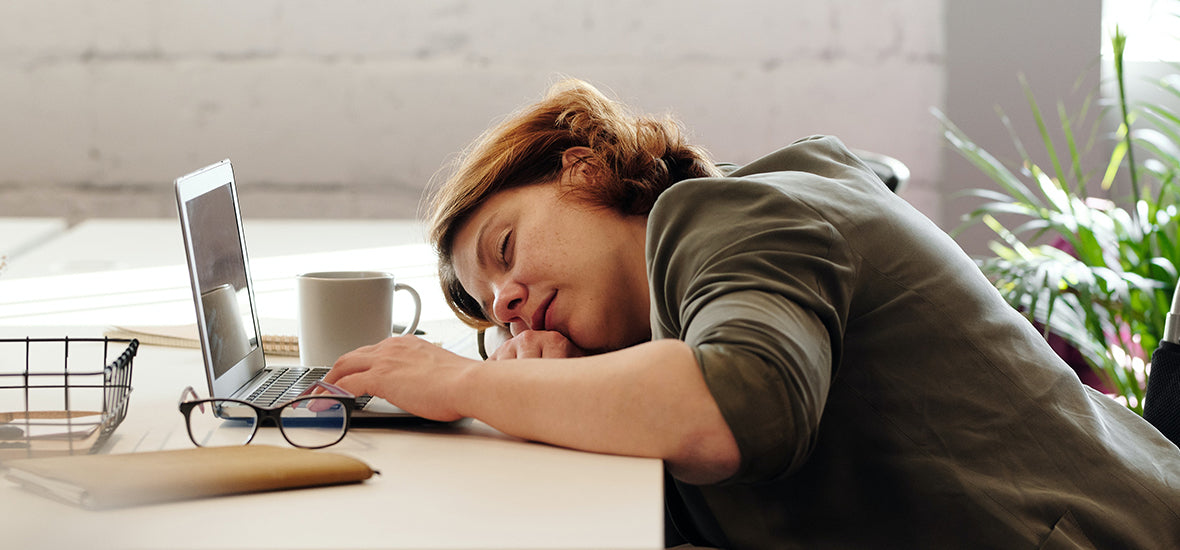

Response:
(0, 219), (454, 338)
(1, 218), (426, 279)
(0, 220), (664, 550)
(0, 217), (67, 264)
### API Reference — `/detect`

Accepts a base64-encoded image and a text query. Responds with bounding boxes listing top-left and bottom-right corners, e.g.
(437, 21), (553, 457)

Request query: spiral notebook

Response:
(105, 322), (299, 356)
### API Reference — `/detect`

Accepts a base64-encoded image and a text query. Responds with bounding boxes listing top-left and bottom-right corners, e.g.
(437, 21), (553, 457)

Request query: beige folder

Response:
(3, 445), (376, 509)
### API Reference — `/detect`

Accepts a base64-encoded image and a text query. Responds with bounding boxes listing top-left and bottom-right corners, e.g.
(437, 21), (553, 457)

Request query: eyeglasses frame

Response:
(177, 380), (357, 449)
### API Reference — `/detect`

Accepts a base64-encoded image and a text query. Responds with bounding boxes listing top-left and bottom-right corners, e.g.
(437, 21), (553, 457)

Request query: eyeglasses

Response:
(177, 381), (356, 449)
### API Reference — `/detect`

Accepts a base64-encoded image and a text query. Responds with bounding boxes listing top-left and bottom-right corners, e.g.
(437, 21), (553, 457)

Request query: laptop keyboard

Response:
(246, 367), (371, 409)
(247, 367), (329, 407)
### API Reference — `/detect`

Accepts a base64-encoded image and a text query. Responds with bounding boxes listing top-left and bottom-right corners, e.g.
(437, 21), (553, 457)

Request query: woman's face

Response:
(450, 166), (652, 354)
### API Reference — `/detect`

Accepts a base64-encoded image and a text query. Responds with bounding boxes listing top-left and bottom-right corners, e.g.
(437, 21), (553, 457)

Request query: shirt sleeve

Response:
(647, 176), (856, 484)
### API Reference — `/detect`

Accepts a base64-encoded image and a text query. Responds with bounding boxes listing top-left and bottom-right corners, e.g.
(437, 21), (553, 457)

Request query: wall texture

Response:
(943, 0), (1102, 256)
(0, 1), (944, 223)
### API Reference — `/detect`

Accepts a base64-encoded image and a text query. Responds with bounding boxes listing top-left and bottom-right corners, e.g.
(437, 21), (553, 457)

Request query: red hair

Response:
(426, 79), (719, 327)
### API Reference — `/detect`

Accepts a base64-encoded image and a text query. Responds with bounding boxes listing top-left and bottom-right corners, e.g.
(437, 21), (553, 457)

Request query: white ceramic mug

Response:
(296, 271), (422, 367)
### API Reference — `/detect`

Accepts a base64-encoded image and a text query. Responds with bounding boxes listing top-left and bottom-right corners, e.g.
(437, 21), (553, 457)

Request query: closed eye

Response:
(498, 230), (512, 266)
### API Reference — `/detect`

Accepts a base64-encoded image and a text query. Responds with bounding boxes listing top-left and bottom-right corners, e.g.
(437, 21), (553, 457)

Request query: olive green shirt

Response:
(647, 135), (1180, 549)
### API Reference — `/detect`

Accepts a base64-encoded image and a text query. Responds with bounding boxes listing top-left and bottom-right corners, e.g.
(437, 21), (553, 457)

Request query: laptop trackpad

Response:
(363, 396), (410, 415)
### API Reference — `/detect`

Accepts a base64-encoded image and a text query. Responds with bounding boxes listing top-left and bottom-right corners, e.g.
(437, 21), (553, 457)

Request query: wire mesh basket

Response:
(0, 337), (138, 461)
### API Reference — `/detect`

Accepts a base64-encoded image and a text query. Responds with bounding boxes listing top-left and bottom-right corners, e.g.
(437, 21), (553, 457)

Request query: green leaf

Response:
(1103, 140), (1129, 191)
(1021, 73), (1067, 184)
(934, 108), (1046, 208)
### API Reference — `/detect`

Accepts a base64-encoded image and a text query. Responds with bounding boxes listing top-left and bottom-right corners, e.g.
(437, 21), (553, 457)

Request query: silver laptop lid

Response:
(174, 159), (267, 398)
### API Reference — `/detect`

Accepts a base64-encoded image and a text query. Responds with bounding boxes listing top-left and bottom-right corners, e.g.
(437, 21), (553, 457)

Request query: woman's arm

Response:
(324, 335), (740, 485)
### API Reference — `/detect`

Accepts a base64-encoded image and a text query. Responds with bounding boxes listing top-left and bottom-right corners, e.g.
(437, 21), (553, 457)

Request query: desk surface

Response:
(0, 217), (66, 263)
(0, 219), (450, 333)
(0, 219), (664, 550)
(1, 218), (426, 279)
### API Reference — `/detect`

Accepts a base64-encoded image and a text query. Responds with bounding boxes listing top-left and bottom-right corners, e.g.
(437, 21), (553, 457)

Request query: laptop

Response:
(174, 159), (414, 419)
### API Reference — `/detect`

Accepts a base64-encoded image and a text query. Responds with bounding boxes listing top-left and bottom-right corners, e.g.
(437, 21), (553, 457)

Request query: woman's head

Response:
(426, 79), (719, 332)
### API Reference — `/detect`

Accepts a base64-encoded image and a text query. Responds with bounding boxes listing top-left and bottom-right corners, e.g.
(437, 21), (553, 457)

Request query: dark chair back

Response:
(853, 149), (910, 194)
(1145, 286), (1180, 446)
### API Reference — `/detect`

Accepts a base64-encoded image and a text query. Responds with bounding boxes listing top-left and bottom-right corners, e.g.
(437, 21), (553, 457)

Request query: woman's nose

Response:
(491, 281), (527, 331)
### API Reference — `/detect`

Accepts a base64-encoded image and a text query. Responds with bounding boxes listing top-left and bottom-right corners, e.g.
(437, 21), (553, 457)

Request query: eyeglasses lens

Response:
(187, 400), (258, 447)
(279, 397), (348, 448)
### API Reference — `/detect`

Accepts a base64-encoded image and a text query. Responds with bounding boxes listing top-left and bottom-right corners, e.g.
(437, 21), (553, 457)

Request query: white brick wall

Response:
(0, 0), (944, 220)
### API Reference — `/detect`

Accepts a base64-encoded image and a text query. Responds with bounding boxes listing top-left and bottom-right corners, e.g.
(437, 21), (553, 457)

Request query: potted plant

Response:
(935, 27), (1180, 414)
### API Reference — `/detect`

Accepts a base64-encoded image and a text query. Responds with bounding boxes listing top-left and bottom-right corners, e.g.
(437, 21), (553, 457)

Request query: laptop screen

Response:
(176, 162), (263, 388)
(184, 183), (260, 379)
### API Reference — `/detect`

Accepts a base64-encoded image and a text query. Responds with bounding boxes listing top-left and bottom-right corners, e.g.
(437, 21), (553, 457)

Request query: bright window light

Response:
(1103, 0), (1180, 61)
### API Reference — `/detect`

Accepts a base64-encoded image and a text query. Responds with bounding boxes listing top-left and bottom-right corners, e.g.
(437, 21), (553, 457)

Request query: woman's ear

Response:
(561, 146), (599, 182)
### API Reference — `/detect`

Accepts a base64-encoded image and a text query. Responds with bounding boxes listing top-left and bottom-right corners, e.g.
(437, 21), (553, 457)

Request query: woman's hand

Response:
(488, 329), (588, 360)
(323, 335), (481, 422)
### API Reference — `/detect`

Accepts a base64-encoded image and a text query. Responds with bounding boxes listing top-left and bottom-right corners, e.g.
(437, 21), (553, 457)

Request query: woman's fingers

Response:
(489, 330), (587, 360)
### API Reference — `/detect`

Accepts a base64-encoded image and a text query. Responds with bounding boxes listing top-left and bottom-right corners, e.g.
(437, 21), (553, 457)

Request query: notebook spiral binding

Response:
(0, 337), (138, 461)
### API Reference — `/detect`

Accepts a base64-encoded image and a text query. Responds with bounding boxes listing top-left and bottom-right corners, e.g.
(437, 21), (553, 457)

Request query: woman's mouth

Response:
(532, 291), (555, 331)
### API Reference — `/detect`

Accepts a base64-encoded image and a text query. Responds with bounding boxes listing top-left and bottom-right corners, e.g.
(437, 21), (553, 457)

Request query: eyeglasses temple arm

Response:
(178, 386), (205, 413)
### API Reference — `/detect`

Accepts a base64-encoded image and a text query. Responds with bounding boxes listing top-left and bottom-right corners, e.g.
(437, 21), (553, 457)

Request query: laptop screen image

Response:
(184, 182), (260, 379)
(175, 160), (269, 398)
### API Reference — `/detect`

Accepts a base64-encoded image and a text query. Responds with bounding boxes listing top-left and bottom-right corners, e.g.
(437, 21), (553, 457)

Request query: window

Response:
(1103, 0), (1180, 61)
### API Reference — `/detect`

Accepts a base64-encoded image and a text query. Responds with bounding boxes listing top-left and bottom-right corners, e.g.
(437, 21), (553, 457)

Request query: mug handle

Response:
(394, 283), (422, 336)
